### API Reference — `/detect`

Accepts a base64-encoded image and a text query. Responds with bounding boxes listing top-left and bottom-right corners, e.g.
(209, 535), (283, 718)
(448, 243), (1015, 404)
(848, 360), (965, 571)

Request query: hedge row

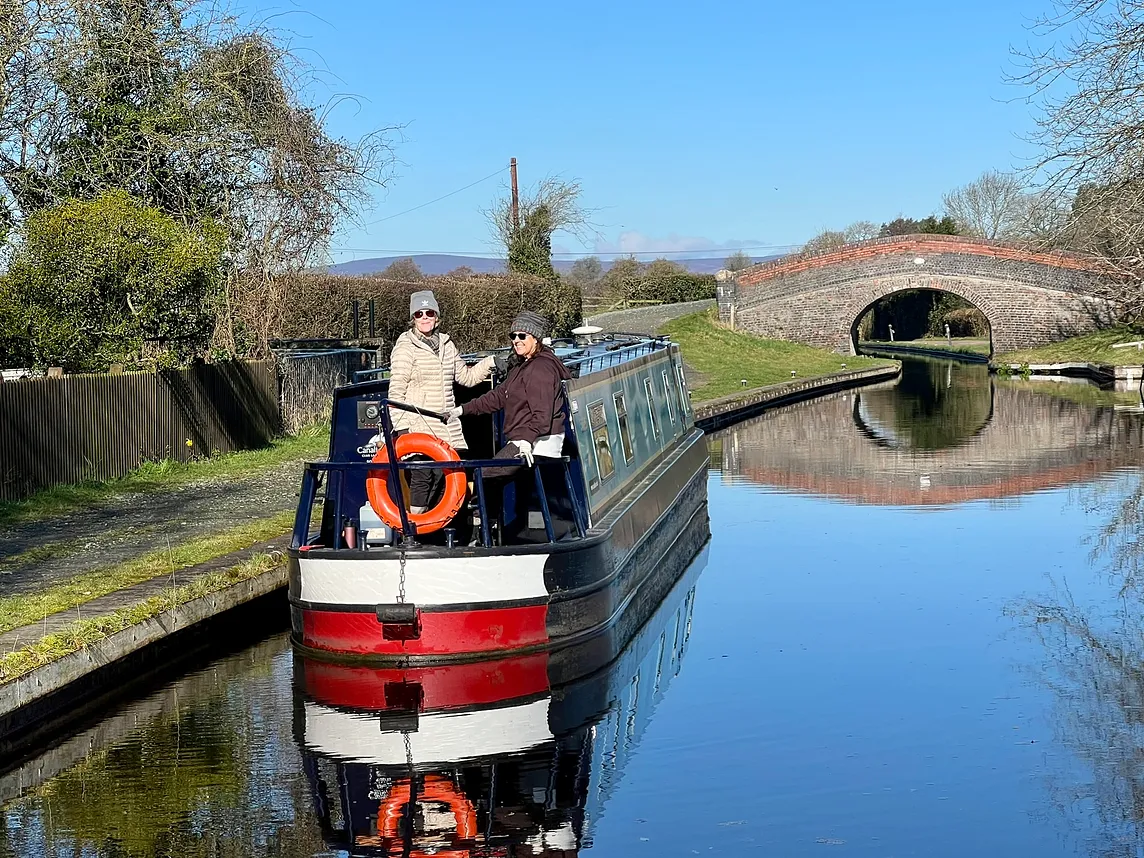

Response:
(222, 271), (582, 357)
(611, 272), (717, 304)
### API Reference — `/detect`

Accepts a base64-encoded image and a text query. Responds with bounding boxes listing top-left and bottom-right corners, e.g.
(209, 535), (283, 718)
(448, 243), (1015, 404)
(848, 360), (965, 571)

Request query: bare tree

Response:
(566, 256), (604, 291)
(801, 228), (849, 254)
(844, 220), (880, 242)
(801, 221), (880, 255)
(941, 171), (1028, 239)
(484, 176), (597, 277)
(723, 250), (753, 271)
(380, 258), (424, 281)
(1013, 0), (1144, 319)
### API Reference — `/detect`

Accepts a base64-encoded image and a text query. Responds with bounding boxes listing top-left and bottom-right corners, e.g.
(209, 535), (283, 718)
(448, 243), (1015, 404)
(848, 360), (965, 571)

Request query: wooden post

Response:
(510, 157), (519, 234)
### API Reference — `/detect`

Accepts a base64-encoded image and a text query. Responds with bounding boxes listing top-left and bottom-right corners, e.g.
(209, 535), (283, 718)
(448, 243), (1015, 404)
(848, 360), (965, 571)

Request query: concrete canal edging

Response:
(993, 361), (1144, 386)
(693, 363), (902, 431)
(0, 562), (287, 758)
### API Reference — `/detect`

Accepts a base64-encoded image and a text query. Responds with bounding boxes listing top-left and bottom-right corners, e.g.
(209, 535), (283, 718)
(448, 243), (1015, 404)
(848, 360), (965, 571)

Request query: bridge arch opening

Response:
(850, 288), (993, 357)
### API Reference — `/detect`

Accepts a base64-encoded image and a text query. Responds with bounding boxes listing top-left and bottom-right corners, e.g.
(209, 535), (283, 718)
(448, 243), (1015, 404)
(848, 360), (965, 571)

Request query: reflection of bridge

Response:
(711, 381), (1144, 506)
(717, 235), (1112, 353)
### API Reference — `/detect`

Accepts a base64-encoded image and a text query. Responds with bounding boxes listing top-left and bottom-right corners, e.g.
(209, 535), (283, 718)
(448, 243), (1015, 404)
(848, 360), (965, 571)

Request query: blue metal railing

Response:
(562, 338), (668, 374)
(293, 397), (589, 550)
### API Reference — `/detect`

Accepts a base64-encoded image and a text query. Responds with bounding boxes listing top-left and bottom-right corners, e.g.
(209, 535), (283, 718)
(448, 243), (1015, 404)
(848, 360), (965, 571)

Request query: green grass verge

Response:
(997, 327), (1144, 367)
(0, 510), (294, 635)
(861, 338), (992, 356)
(0, 425), (328, 528)
(0, 551), (283, 684)
(996, 376), (1142, 408)
(660, 310), (894, 402)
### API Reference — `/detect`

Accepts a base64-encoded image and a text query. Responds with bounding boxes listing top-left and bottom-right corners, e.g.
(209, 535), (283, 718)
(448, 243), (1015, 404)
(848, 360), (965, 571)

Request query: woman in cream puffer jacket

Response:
(388, 290), (494, 511)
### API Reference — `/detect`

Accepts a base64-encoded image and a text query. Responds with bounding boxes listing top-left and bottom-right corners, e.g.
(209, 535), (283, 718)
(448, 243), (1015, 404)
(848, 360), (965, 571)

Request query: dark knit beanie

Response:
(510, 310), (549, 340)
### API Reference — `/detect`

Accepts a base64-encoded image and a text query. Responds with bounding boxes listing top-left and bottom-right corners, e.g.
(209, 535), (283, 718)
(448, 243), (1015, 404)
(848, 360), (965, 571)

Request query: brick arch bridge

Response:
(718, 234), (1113, 354)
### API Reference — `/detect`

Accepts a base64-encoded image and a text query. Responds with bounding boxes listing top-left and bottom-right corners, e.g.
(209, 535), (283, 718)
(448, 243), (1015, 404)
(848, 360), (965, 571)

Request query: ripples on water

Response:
(6, 358), (1144, 856)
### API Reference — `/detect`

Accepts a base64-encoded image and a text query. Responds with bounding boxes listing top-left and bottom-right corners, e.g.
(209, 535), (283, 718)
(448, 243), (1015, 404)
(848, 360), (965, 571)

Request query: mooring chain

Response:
(398, 549), (407, 604)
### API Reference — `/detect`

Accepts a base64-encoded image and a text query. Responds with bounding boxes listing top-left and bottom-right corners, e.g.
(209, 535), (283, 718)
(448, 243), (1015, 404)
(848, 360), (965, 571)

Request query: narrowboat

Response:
(295, 546), (705, 856)
(287, 330), (710, 663)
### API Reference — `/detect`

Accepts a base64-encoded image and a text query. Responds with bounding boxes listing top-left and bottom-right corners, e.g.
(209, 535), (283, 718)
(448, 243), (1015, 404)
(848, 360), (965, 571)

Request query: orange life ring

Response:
(366, 433), (468, 535)
(378, 775), (477, 849)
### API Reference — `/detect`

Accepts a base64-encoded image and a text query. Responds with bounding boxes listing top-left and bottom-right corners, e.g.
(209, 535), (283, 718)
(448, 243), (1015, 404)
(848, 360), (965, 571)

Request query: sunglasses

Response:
(413, 309), (437, 319)
(510, 332), (531, 341)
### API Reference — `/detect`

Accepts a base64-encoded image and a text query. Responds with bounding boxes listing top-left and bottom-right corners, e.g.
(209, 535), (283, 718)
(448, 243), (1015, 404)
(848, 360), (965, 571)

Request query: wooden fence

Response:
(276, 348), (376, 434)
(0, 361), (280, 501)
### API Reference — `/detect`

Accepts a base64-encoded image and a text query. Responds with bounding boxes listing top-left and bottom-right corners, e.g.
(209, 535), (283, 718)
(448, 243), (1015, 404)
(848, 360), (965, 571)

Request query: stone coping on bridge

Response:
(735, 233), (1096, 285)
(693, 364), (902, 431)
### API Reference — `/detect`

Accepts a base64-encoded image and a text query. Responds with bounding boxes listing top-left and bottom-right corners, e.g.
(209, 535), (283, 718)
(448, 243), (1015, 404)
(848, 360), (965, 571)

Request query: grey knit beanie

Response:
(510, 310), (549, 340)
(409, 290), (440, 318)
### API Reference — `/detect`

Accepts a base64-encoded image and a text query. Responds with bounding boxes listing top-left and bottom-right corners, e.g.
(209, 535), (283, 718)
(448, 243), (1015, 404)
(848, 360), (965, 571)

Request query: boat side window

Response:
(676, 365), (690, 414)
(643, 378), (660, 441)
(587, 399), (615, 482)
(662, 370), (676, 426)
(613, 392), (634, 463)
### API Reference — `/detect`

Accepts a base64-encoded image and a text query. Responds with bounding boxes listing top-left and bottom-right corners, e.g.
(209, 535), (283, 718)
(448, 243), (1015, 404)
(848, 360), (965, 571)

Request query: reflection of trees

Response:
(1082, 474), (1144, 598)
(1016, 474), (1144, 857)
(855, 359), (993, 450)
(32, 696), (248, 856)
(0, 639), (329, 857)
(1018, 591), (1144, 858)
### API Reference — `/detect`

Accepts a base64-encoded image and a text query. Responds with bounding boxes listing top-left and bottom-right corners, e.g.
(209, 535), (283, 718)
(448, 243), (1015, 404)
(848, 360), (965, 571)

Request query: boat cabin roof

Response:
(547, 332), (671, 377)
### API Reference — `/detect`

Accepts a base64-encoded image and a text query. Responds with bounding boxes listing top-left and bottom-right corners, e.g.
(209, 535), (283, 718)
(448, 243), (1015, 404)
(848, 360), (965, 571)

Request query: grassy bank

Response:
(997, 327), (1144, 367)
(660, 310), (894, 401)
(0, 511), (294, 634)
(861, 337), (991, 357)
(996, 376), (1142, 408)
(0, 425), (328, 528)
(0, 550), (283, 684)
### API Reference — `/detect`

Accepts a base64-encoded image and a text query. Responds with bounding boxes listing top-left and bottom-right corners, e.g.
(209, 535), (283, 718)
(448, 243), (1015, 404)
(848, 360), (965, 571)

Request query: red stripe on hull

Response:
(299, 604), (549, 657)
(300, 655), (551, 711)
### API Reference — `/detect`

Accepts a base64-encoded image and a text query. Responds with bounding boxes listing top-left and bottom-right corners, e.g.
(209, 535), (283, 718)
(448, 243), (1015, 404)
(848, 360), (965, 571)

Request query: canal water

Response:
(6, 357), (1144, 856)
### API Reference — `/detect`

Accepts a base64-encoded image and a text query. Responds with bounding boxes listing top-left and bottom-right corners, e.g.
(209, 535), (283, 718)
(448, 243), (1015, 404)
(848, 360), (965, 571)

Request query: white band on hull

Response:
(297, 554), (550, 607)
(302, 699), (554, 765)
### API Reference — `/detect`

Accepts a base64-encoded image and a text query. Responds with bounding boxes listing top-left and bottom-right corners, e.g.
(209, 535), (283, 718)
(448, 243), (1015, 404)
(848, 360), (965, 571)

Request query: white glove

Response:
(446, 405), (463, 420)
(512, 439), (534, 467)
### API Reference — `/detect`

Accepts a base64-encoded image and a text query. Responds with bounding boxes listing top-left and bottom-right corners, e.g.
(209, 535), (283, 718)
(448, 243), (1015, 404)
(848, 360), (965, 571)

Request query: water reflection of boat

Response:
(294, 548), (706, 857)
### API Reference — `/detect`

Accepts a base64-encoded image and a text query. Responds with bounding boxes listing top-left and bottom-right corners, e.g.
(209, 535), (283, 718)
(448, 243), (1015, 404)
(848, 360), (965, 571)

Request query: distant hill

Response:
(326, 253), (783, 277)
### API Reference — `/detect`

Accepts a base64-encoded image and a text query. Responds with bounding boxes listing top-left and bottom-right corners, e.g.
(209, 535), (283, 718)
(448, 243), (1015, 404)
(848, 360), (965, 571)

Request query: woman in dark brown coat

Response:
(449, 310), (571, 473)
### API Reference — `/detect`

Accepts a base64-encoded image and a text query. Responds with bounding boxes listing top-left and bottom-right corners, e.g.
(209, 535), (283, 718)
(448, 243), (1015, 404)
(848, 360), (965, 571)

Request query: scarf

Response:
(413, 329), (441, 354)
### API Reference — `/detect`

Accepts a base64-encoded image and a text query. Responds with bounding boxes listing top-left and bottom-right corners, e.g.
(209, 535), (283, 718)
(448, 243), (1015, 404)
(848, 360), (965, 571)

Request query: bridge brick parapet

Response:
(719, 234), (1112, 354)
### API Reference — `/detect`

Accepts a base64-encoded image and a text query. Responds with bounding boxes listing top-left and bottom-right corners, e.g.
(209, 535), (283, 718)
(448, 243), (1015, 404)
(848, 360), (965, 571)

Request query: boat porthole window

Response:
(613, 392), (635, 464)
(643, 378), (660, 441)
(587, 399), (615, 482)
(662, 370), (676, 426)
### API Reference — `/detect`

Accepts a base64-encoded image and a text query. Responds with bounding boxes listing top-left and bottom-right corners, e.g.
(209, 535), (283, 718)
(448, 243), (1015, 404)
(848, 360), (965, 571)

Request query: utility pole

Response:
(510, 157), (520, 234)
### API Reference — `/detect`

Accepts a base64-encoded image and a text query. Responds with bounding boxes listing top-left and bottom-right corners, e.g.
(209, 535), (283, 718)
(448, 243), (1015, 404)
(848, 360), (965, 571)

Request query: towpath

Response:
(0, 458), (306, 599)
(586, 299), (715, 334)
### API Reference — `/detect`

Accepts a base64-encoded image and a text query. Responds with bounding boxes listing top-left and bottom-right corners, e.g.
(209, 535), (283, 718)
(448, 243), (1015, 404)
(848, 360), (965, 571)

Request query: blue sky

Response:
(256, 0), (1053, 262)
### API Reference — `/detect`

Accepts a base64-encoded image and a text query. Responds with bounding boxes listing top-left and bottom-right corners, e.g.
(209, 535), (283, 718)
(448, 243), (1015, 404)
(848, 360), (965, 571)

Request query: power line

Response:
(363, 166), (509, 226)
(332, 243), (801, 258)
